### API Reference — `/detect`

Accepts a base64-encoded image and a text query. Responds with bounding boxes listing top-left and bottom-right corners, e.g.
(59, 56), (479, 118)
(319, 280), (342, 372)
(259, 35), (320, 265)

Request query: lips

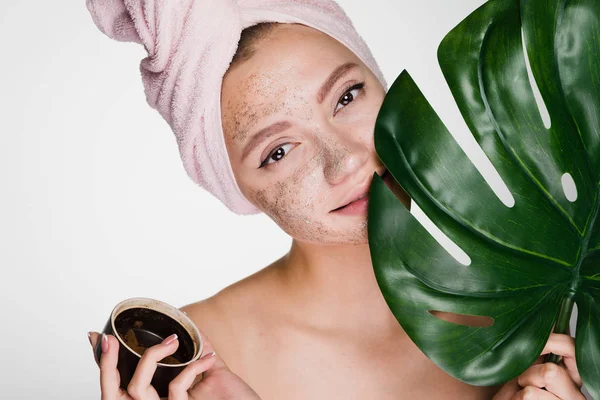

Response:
(331, 168), (388, 212)
(332, 192), (368, 212)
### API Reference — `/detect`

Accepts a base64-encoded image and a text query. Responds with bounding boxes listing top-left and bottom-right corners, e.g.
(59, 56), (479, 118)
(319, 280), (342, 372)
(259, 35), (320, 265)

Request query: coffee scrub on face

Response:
(220, 24), (407, 246)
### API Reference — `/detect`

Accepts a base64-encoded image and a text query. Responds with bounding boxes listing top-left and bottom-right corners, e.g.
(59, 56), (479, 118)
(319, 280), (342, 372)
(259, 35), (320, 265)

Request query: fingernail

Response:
(87, 331), (92, 346)
(162, 334), (178, 346)
(101, 333), (109, 353)
(201, 351), (216, 359)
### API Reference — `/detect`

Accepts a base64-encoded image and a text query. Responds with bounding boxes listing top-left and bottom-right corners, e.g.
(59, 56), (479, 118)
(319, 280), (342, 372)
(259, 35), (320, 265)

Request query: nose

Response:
(320, 125), (371, 186)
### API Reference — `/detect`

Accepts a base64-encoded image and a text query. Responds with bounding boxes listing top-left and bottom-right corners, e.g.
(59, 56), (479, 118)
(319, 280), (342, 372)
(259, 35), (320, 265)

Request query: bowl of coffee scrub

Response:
(94, 297), (203, 397)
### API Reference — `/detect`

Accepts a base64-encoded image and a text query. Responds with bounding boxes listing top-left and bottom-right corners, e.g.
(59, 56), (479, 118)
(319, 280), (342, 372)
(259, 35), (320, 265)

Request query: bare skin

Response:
(180, 256), (498, 399)
(88, 23), (585, 400)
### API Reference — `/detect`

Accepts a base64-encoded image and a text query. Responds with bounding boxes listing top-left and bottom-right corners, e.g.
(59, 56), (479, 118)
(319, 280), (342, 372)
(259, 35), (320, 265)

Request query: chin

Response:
(292, 220), (369, 246)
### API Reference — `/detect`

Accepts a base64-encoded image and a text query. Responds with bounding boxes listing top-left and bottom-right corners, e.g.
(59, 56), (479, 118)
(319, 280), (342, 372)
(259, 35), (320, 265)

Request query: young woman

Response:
(86, 2), (585, 400)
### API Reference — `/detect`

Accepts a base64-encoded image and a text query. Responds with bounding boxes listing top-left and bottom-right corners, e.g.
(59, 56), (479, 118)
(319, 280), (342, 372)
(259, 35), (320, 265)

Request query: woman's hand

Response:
(493, 333), (585, 399)
(88, 330), (261, 400)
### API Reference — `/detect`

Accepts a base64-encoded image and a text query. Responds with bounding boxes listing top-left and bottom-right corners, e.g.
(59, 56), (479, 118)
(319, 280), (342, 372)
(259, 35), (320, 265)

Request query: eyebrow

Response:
(317, 62), (360, 104)
(242, 120), (292, 161)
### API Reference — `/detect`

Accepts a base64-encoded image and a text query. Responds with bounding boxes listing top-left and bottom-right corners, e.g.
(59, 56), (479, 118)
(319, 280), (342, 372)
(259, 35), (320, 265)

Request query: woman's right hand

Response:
(88, 330), (261, 400)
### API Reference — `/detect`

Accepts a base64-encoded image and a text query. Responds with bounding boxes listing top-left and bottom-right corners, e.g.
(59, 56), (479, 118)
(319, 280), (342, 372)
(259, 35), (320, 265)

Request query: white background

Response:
(0, 1), (588, 399)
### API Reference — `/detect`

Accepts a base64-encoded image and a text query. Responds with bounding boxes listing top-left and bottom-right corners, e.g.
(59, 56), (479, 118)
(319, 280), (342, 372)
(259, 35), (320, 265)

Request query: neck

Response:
(273, 238), (394, 331)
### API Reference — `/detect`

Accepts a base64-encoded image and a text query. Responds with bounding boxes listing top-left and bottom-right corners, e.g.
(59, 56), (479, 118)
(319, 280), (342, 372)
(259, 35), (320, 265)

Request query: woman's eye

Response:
(260, 143), (295, 168)
(334, 83), (364, 113)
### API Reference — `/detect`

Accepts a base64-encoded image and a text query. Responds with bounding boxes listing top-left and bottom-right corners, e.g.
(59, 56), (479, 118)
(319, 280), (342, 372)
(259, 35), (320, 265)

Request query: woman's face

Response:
(221, 24), (409, 245)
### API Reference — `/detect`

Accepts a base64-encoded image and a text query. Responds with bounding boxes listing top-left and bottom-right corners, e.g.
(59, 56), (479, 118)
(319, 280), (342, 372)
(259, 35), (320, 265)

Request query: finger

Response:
(491, 377), (520, 400)
(126, 333), (179, 399)
(168, 352), (217, 400)
(518, 362), (586, 400)
(540, 333), (582, 386)
(515, 386), (560, 400)
(99, 334), (125, 400)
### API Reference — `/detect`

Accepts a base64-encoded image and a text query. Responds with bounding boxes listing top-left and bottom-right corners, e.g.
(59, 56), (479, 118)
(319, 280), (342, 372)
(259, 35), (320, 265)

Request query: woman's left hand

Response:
(493, 333), (585, 399)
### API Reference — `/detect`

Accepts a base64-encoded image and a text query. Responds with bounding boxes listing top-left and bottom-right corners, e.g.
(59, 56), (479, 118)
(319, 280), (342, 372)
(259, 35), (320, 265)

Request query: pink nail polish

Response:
(162, 334), (178, 346)
(101, 333), (109, 353)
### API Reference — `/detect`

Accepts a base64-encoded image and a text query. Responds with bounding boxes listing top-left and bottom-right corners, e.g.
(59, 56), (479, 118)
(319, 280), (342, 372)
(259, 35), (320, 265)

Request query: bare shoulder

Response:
(180, 258), (282, 323)
(179, 257), (284, 368)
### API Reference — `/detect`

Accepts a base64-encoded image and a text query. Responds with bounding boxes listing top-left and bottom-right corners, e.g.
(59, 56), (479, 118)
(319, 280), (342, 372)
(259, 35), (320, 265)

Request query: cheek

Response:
(362, 93), (385, 127)
(251, 184), (317, 237)
(249, 166), (322, 225)
(247, 162), (338, 239)
(341, 92), (385, 140)
(361, 82), (386, 123)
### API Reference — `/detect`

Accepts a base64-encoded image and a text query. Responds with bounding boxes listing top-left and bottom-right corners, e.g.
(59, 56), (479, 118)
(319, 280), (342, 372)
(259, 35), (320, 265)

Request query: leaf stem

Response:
(544, 296), (574, 364)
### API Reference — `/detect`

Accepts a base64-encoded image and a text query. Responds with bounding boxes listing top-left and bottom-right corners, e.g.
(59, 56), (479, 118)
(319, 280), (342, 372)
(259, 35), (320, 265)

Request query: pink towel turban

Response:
(86, 0), (387, 214)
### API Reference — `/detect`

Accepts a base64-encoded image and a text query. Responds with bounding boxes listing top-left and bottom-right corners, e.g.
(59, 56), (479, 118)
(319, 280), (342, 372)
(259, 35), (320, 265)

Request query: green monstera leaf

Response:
(368, 0), (600, 396)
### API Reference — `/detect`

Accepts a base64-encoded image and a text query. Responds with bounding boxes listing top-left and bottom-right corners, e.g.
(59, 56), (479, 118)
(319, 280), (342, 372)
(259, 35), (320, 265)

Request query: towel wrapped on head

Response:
(86, 0), (387, 214)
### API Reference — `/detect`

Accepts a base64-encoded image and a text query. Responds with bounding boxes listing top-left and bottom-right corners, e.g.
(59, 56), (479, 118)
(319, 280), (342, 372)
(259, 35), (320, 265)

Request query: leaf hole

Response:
(561, 172), (578, 202)
(411, 203), (472, 266)
(521, 29), (552, 129)
(467, 153), (515, 208)
(429, 310), (494, 327)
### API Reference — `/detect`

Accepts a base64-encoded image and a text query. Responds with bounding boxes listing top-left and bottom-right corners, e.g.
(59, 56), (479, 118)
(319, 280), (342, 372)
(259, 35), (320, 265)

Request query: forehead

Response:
(221, 24), (361, 142)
